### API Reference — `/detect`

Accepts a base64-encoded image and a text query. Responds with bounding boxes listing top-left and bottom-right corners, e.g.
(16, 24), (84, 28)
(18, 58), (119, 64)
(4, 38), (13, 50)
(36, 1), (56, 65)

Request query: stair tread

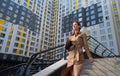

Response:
(80, 58), (120, 76)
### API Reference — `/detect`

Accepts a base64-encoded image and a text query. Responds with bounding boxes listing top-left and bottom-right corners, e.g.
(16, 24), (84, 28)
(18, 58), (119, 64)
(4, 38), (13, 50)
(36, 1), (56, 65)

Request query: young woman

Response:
(62, 21), (94, 76)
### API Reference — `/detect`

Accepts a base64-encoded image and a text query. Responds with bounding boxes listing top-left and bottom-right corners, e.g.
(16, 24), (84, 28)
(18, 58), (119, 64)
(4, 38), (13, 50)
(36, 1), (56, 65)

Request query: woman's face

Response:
(72, 22), (80, 31)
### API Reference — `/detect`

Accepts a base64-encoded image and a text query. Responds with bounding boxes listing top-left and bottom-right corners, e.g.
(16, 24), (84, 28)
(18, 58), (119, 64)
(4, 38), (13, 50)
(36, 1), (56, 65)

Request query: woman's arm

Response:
(83, 33), (93, 63)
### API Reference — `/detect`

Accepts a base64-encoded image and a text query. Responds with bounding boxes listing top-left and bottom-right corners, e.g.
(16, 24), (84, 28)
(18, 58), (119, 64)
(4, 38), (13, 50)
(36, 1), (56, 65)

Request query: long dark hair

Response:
(71, 21), (81, 36)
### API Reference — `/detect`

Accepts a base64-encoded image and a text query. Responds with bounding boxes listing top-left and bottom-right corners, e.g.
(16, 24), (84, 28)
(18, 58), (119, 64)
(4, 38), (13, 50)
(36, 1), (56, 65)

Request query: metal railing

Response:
(87, 36), (117, 57)
(22, 44), (65, 76)
(0, 44), (65, 76)
(0, 35), (118, 76)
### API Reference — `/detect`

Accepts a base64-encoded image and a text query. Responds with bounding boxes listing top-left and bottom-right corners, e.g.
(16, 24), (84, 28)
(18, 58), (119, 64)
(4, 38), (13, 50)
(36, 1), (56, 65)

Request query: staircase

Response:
(81, 58), (120, 76)
(0, 36), (119, 76)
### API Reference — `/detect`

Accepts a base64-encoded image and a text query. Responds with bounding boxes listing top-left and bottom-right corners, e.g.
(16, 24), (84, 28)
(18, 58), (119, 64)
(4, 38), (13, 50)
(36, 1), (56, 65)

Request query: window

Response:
(116, 21), (120, 25)
(78, 8), (82, 12)
(108, 34), (113, 40)
(21, 44), (24, 49)
(10, 1), (14, 6)
(7, 42), (10, 45)
(6, 16), (10, 20)
(79, 18), (82, 21)
(73, 11), (77, 14)
(98, 18), (103, 22)
(8, 6), (13, 11)
(86, 8), (89, 11)
(98, 13), (103, 17)
(61, 39), (64, 42)
(2, 27), (7, 32)
(87, 22), (90, 26)
(0, 39), (3, 44)
(14, 43), (18, 47)
(91, 10), (95, 14)
(13, 49), (17, 53)
(98, 7), (102, 12)
(96, 0), (100, 3)
(20, 50), (23, 54)
(17, 31), (20, 35)
(102, 42), (107, 47)
(2, 3), (6, 7)
(21, 11), (25, 16)
(78, 13), (82, 17)
(87, 17), (90, 21)
(90, 1), (94, 5)
(100, 29), (105, 34)
(8, 36), (12, 39)
(118, 28), (120, 32)
(86, 12), (89, 16)
(5, 48), (8, 52)
(92, 31), (97, 36)
(90, 6), (94, 9)
(97, 3), (101, 7)
(105, 16), (110, 20)
(91, 15), (95, 19)
(101, 36), (106, 41)
(91, 20), (96, 25)
(107, 28), (111, 33)
(106, 22), (110, 26)
(0, 8), (5, 13)
(15, 10), (19, 13)
(105, 11), (109, 15)
(111, 48), (115, 53)
(103, 0), (107, 3)
(99, 23), (104, 28)
(0, 33), (5, 38)
(109, 41), (114, 47)
(113, 4), (117, 8)
(104, 5), (108, 9)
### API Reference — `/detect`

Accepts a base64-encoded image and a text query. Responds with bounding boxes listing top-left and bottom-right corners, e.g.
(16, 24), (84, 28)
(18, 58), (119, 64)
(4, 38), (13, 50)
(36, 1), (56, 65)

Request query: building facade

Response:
(0, 0), (120, 61)
(0, 0), (61, 60)
(59, 0), (120, 55)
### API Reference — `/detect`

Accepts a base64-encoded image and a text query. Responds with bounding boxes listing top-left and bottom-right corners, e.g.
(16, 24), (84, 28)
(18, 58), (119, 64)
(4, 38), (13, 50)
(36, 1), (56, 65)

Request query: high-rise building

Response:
(0, 0), (61, 61)
(59, 0), (120, 55)
(109, 0), (120, 54)
(0, 0), (120, 62)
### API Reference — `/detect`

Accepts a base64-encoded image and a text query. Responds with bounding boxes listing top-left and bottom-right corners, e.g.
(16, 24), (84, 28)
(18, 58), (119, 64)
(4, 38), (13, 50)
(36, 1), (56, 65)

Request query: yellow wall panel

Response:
(10, 27), (14, 30)
(0, 13), (3, 17)
(26, 0), (30, 8)
(7, 39), (11, 42)
(117, 26), (120, 28)
(112, 2), (116, 4)
(113, 8), (117, 10)
(16, 50), (20, 54)
(18, 44), (21, 48)
(118, 32), (120, 34)
(0, 26), (3, 30)
(19, 38), (22, 42)
(9, 34), (12, 36)
(6, 46), (10, 48)
(0, 19), (5, 24)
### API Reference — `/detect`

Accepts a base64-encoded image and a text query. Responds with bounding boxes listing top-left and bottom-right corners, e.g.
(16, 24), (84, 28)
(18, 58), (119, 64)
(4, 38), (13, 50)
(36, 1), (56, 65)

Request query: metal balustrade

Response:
(0, 36), (118, 76)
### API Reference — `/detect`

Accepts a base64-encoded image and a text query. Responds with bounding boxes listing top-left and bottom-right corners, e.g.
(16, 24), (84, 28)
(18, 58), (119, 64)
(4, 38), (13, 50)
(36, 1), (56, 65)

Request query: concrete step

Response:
(80, 58), (120, 76)
(33, 57), (120, 76)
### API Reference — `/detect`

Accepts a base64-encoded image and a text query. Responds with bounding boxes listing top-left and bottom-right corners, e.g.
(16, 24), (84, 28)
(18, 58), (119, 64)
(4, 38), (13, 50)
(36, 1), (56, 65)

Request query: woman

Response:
(62, 21), (94, 76)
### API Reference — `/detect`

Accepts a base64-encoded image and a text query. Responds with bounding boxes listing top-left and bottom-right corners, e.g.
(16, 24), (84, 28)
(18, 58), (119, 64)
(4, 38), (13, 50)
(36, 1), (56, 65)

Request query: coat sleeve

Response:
(83, 33), (92, 58)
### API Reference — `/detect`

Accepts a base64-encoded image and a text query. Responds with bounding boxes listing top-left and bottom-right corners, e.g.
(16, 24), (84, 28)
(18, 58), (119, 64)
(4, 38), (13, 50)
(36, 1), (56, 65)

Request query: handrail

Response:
(87, 36), (117, 57)
(0, 63), (26, 73)
(0, 36), (118, 76)
(22, 44), (65, 76)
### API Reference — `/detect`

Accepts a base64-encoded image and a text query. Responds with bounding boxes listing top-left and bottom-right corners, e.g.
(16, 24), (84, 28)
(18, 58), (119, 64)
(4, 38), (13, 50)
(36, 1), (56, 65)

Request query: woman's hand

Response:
(89, 57), (94, 63)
